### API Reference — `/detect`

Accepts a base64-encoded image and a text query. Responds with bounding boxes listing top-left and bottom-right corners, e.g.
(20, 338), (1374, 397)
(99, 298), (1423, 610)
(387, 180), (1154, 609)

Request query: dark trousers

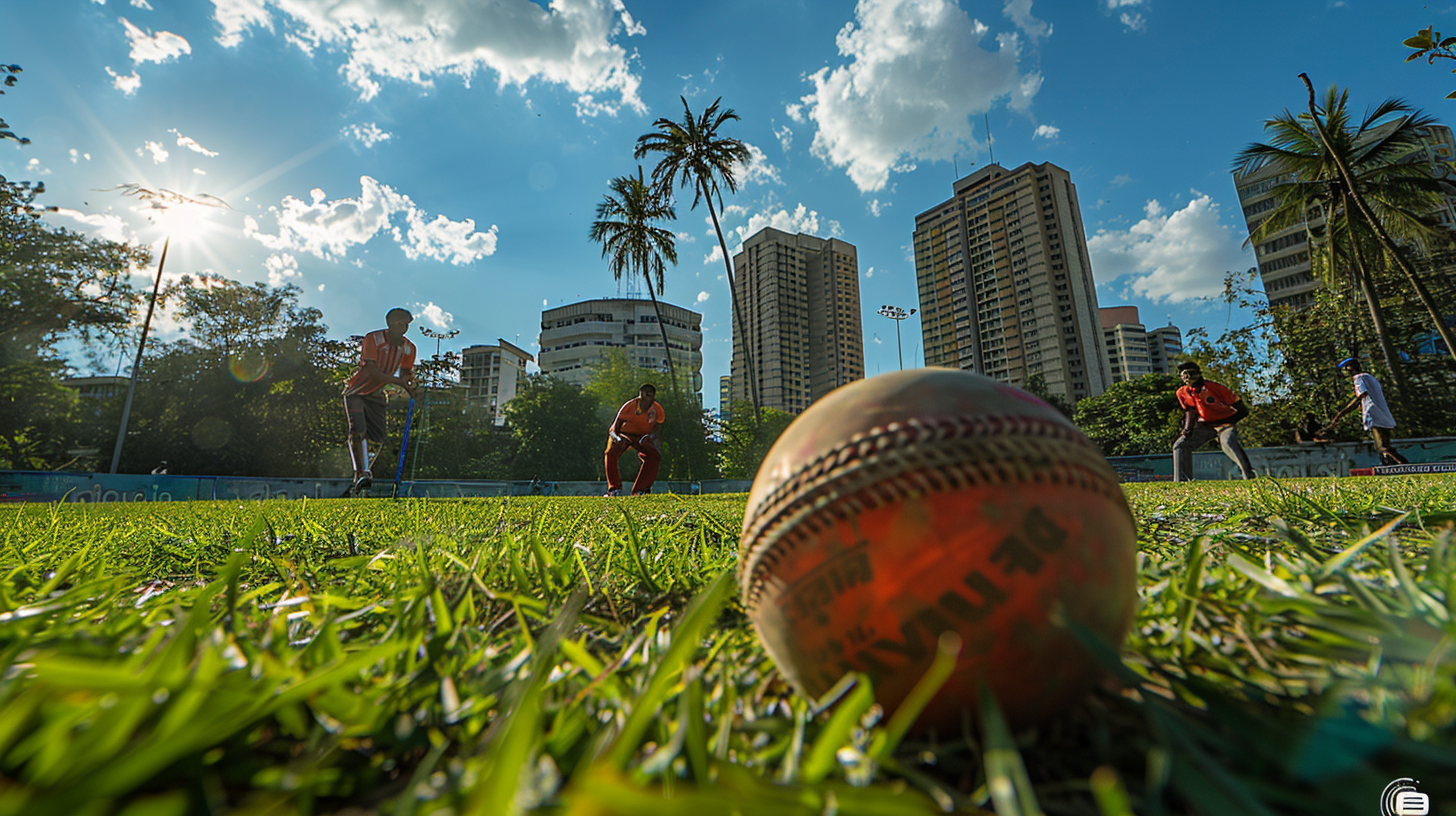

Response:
(1371, 427), (1410, 465)
(1174, 423), (1255, 481)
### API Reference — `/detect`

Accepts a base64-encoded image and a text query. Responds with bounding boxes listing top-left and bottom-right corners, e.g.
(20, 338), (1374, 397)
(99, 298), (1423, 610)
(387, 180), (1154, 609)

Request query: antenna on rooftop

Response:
(985, 114), (995, 166)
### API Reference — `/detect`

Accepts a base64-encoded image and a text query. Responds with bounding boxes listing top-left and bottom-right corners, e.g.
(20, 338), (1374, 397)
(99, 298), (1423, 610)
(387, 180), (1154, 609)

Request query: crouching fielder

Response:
(604, 383), (665, 497)
(342, 308), (417, 493)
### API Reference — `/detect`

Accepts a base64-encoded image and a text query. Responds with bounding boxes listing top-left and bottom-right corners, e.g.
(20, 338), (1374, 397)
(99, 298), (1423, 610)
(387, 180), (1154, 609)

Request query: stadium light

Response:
(876, 304), (918, 371)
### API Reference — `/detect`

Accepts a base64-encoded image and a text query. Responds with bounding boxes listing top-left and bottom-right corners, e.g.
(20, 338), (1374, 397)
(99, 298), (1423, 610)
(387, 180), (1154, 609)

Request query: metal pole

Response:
(895, 319), (904, 371)
(109, 236), (170, 474)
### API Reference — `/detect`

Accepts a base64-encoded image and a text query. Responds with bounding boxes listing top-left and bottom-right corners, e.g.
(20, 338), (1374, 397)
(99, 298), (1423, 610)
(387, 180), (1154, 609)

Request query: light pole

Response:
(876, 304), (917, 371)
(107, 185), (228, 474)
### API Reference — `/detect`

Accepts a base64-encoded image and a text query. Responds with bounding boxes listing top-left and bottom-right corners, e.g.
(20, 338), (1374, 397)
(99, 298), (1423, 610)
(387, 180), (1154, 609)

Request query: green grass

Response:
(1, 479), (1454, 815)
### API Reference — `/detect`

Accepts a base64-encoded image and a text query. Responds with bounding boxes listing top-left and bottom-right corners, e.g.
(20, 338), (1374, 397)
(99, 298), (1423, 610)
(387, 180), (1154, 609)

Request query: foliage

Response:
(1, 479), (1455, 814)
(1072, 373), (1184, 457)
(1022, 372), (1074, 419)
(503, 374), (603, 481)
(585, 349), (718, 482)
(0, 176), (147, 469)
(716, 400), (795, 479)
(589, 168), (682, 391)
(1404, 25), (1456, 99)
(1, 62), (28, 145)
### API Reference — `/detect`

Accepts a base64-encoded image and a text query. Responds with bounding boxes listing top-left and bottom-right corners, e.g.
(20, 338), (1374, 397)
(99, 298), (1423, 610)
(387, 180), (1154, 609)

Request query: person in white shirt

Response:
(1323, 357), (1409, 465)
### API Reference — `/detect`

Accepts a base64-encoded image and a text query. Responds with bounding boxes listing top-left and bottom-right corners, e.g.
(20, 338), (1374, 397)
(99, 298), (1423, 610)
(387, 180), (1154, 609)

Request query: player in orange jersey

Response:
(604, 383), (666, 496)
(342, 308), (417, 493)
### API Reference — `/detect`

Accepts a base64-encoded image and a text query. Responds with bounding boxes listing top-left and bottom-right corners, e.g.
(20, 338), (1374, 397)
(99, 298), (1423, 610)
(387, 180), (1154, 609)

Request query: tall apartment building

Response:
(537, 298), (704, 398)
(1099, 306), (1183, 384)
(460, 339), (533, 426)
(730, 227), (865, 414)
(1232, 123), (1456, 309)
(913, 161), (1109, 403)
(718, 375), (732, 420)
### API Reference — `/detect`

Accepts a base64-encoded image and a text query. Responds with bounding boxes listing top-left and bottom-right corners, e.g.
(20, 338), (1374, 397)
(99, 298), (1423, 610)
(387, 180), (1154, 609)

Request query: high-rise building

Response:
(730, 227), (865, 414)
(1147, 324), (1184, 374)
(1098, 306), (1182, 384)
(460, 339), (533, 426)
(913, 161), (1109, 402)
(537, 298), (704, 398)
(1231, 123), (1456, 309)
(718, 375), (732, 419)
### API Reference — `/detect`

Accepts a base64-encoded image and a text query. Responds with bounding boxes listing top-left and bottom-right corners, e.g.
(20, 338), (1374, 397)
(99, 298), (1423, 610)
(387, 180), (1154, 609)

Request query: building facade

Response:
(537, 298), (704, 397)
(1098, 306), (1182, 384)
(730, 227), (864, 414)
(913, 161), (1109, 403)
(1232, 123), (1456, 309)
(460, 339), (533, 426)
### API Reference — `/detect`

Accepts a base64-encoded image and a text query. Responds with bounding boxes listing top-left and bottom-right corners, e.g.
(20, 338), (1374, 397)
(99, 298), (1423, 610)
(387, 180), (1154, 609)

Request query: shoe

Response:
(353, 473), (373, 493)
(631, 490), (650, 496)
(603, 488), (621, 497)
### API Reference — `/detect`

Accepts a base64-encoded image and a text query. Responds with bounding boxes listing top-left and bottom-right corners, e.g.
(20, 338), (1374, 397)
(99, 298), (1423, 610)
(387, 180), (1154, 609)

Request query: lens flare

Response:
(228, 351), (271, 382)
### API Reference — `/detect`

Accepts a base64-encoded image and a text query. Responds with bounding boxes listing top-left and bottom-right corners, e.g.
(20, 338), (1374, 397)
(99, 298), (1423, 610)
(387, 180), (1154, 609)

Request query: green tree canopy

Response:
(1072, 374), (1184, 458)
(503, 375), (602, 481)
(717, 401), (795, 480)
(584, 349), (717, 481)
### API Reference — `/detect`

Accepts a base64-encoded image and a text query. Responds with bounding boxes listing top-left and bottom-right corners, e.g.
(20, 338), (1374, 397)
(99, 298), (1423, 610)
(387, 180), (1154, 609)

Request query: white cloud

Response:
(244, 176), (499, 266)
(774, 125), (793, 152)
(69, 149), (80, 163)
(211, 0), (646, 117)
(1087, 193), (1251, 303)
(263, 252), (299, 287)
(696, 291), (710, 303)
(1033, 124), (1060, 140)
(193, 168), (207, 175)
(168, 128), (220, 156)
(739, 143), (782, 186)
(675, 230), (696, 243)
(785, 103), (804, 123)
(137, 140), (169, 164)
(1102, 0), (1147, 31)
(342, 122), (393, 148)
(1002, 0), (1050, 39)
(865, 265), (875, 278)
(703, 202), (839, 264)
(798, 0), (1042, 193)
(413, 301), (455, 330)
(106, 66), (142, 95)
(132, 0), (153, 8)
(49, 208), (133, 243)
(1111, 173), (1132, 187)
(25, 158), (51, 176)
(121, 17), (191, 63)
(867, 199), (889, 217)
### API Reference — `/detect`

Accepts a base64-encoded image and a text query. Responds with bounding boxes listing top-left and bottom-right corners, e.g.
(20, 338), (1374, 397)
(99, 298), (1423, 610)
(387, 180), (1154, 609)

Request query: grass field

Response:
(1, 478), (1455, 815)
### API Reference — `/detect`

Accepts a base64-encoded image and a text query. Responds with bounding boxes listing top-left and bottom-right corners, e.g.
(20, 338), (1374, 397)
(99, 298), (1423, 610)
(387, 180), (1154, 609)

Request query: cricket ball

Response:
(738, 369), (1137, 729)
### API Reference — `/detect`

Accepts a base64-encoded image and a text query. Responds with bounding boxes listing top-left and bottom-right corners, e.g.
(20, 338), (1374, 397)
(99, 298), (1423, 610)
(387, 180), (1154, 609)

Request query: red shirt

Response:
(1176, 380), (1241, 423)
(614, 398), (665, 436)
(343, 329), (416, 396)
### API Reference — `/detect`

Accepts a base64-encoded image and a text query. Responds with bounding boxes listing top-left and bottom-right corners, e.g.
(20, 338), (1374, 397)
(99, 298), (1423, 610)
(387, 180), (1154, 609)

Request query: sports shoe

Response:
(603, 488), (621, 497)
(353, 473), (373, 494)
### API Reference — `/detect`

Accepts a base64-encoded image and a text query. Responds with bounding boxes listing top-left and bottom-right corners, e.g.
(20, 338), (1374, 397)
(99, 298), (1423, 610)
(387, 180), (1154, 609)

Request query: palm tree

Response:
(1234, 82), (1456, 380)
(634, 96), (759, 421)
(589, 167), (681, 393)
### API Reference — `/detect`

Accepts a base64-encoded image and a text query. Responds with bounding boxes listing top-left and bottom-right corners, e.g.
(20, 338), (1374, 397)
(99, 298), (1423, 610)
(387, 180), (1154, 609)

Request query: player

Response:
(342, 308), (417, 493)
(1323, 357), (1409, 465)
(1172, 362), (1255, 481)
(604, 383), (665, 497)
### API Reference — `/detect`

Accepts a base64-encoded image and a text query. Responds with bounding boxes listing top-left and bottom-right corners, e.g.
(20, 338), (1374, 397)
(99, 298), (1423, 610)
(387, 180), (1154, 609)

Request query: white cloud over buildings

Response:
(121, 17), (191, 63)
(1087, 193), (1251, 303)
(797, 0), (1043, 193)
(342, 122), (393, 148)
(209, 0), (646, 117)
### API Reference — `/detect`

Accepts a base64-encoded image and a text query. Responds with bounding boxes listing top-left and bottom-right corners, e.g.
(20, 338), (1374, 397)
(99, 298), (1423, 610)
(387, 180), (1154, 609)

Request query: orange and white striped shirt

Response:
(343, 329), (416, 396)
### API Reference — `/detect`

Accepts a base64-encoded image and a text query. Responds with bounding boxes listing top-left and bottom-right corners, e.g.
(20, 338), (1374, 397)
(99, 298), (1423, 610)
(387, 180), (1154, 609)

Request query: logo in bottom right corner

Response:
(1382, 779), (1430, 816)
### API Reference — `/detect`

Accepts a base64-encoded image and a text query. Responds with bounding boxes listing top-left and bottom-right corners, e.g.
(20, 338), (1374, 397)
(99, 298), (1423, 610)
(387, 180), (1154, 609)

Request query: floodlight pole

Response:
(109, 236), (170, 474)
(876, 304), (917, 371)
(411, 327), (459, 482)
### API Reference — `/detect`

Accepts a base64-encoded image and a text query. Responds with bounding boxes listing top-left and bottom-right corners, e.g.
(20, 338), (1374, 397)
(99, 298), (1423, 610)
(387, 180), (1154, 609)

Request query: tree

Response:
(589, 167), (682, 392)
(1403, 25), (1456, 99)
(1021, 372), (1074, 419)
(503, 375), (602, 481)
(634, 97), (759, 421)
(1233, 83), (1454, 395)
(717, 401), (795, 480)
(1072, 374), (1185, 458)
(0, 176), (147, 468)
(584, 349), (717, 482)
(1, 63), (29, 146)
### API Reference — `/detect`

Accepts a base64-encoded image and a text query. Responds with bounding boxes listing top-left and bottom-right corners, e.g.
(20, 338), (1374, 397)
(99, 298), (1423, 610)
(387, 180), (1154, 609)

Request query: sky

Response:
(4, 0), (1454, 412)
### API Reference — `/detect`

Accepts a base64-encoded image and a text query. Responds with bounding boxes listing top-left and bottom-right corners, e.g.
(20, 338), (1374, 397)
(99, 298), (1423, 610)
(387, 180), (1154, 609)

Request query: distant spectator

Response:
(1324, 358), (1409, 465)
(1172, 362), (1255, 481)
(1294, 413), (1325, 443)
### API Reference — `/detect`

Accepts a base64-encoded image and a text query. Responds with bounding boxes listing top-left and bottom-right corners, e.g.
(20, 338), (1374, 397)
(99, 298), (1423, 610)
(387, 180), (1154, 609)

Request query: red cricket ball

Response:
(738, 369), (1138, 729)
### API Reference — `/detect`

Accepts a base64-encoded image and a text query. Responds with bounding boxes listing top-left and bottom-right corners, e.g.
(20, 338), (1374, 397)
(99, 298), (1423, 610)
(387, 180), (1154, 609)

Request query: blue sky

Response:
(4, 0), (1452, 410)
